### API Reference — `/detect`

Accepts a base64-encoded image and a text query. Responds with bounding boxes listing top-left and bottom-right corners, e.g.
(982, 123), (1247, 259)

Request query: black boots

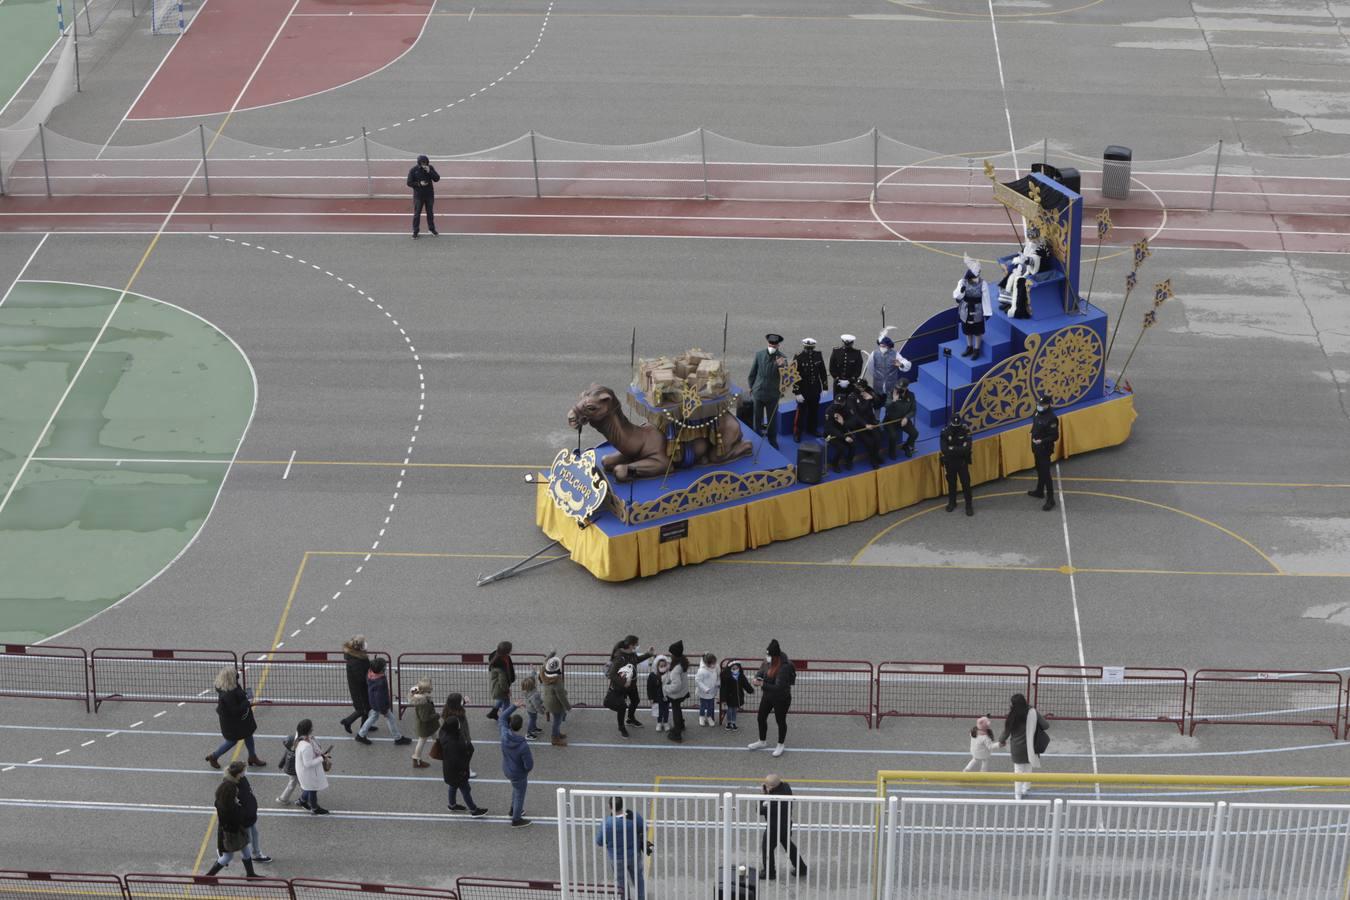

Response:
(206, 864), (223, 876)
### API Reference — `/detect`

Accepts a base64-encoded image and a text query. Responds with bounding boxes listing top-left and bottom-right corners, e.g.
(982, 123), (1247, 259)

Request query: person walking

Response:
(275, 729), (300, 806)
(487, 641), (516, 720)
(293, 718), (331, 815)
(1028, 393), (1060, 511)
(521, 676), (546, 740)
(748, 334), (788, 449)
(747, 640), (795, 758)
(646, 655), (670, 732)
(205, 761), (260, 877)
(719, 661), (754, 731)
(695, 653), (719, 726)
(340, 635), (373, 734)
(539, 654), (571, 747)
(407, 154), (440, 238)
(439, 693), (488, 816)
(608, 636), (654, 735)
(998, 693), (1049, 800)
(596, 796), (647, 900)
(964, 716), (997, 772)
(356, 657), (410, 746)
(409, 678), (439, 768)
(662, 641), (691, 743)
(759, 774), (807, 880)
(498, 702), (534, 827)
(206, 667), (264, 770)
(940, 415), (974, 516)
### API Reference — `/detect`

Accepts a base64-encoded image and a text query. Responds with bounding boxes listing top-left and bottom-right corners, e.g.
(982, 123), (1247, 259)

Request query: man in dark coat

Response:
(759, 774), (807, 880)
(608, 636), (654, 736)
(883, 378), (919, 458)
(747, 333), (787, 449)
(1028, 392), (1060, 511)
(340, 636), (372, 733)
(828, 334), (863, 393)
(822, 399), (858, 472)
(791, 337), (827, 440)
(845, 380), (884, 468)
(407, 154), (440, 238)
(941, 415), (974, 515)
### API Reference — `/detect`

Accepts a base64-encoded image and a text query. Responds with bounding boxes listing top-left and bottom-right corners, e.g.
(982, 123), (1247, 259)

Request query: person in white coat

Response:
(695, 654), (719, 726)
(964, 716), (998, 772)
(953, 255), (995, 359)
(293, 718), (331, 815)
(999, 224), (1050, 318)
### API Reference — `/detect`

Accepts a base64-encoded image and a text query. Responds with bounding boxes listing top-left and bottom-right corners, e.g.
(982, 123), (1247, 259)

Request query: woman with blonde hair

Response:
(206, 666), (264, 769)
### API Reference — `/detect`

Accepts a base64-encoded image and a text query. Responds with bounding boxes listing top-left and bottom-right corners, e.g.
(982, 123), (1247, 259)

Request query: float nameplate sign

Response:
(547, 449), (609, 523)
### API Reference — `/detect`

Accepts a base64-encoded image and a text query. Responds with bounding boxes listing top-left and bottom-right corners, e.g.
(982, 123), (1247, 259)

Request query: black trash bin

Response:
(1103, 145), (1132, 200)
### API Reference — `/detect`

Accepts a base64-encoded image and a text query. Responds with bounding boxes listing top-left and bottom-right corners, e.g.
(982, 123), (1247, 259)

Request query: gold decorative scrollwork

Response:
(959, 333), (1041, 432)
(1031, 324), (1103, 408)
(779, 359), (800, 399)
(612, 467), (798, 525)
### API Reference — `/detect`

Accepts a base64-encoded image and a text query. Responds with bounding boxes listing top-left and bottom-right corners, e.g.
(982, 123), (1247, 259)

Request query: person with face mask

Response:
(748, 333), (787, 450)
(791, 338), (827, 440)
(953, 255), (992, 358)
(1028, 393), (1060, 510)
(883, 378), (919, 459)
(828, 334), (863, 393)
(407, 154), (440, 238)
(861, 327), (911, 401)
(747, 639), (796, 758)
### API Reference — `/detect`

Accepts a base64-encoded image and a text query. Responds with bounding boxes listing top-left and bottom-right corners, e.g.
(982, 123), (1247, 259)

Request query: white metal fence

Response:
(557, 789), (1350, 900)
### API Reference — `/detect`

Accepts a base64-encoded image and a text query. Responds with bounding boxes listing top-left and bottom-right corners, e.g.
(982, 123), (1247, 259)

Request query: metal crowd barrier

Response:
(0, 870), (127, 900)
(124, 874), (293, 900)
(293, 879), (457, 900)
(1034, 664), (1189, 733)
(1190, 668), (1343, 737)
(0, 872), (582, 900)
(242, 649), (391, 707)
(874, 661), (1030, 725)
(8, 643), (1349, 737)
(89, 647), (237, 711)
(0, 643), (90, 711)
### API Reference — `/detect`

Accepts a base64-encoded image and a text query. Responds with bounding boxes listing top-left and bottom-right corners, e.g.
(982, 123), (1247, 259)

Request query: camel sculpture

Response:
(567, 384), (753, 482)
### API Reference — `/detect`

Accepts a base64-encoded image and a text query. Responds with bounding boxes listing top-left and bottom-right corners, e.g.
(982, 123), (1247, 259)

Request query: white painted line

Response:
(1, 767), (14, 772)
(304, 616), (316, 625)
(80, 740), (95, 747)
(129, 721), (144, 728)
(282, 449), (297, 479)
(26, 758), (41, 764)
(153, 710), (166, 718)
(1056, 463), (1099, 795)
(0, 233), (50, 310)
(467, 6), (474, 22)
(985, 0), (1017, 177)
(54, 749), (69, 756)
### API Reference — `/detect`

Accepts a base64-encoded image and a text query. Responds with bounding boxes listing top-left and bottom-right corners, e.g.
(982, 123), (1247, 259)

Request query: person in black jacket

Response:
(340, 635), (373, 734)
(883, 378), (919, 458)
(823, 398), (862, 472)
(828, 334), (863, 393)
(759, 774), (807, 880)
(205, 762), (260, 877)
(719, 661), (754, 731)
(941, 415), (974, 516)
(845, 381), (884, 469)
(1028, 393), (1060, 511)
(608, 635), (654, 736)
(206, 666), (263, 769)
(407, 154), (440, 238)
(747, 639), (796, 758)
(439, 694), (488, 816)
(792, 338), (828, 440)
(234, 763), (271, 863)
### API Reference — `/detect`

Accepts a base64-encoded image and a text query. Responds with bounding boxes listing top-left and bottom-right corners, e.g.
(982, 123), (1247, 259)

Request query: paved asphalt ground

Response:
(2, 0), (1350, 884)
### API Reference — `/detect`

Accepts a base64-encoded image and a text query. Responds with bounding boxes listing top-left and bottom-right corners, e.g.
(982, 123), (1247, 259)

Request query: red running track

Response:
(0, 193), (1346, 252)
(129, 0), (434, 119)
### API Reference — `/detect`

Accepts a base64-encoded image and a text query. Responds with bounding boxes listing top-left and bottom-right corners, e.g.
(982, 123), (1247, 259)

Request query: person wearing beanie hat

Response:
(407, 154), (440, 238)
(747, 640), (796, 758)
(792, 338), (828, 440)
(829, 335), (863, 394)
(540, 654), (571, 746)
(748, 335), (788, 450)
(205, 762), (262, 877)
(1028, 393), (1059, 511)
(661, 641), (691, 743)
(965, 716), (998, 772)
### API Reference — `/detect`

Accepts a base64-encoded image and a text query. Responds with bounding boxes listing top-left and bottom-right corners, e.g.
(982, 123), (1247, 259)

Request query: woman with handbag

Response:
(206, 666), (264, 770)
(205, 761), (259, 876)
(998, 692), (1049, 800)
(438, 693), (488, 816)
(294, 718), (331, 815)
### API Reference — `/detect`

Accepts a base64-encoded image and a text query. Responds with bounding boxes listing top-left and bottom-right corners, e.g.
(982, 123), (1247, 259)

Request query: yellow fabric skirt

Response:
(537, 394), (1136, 582)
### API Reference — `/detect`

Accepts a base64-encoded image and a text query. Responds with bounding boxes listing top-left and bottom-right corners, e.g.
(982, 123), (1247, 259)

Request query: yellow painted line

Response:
(190, 552), (310, 873)
(657, 775), (874, 786)
(876, 769), (1350, 794)
(304, 550), (565, 561)
(234, 459), (537, 470)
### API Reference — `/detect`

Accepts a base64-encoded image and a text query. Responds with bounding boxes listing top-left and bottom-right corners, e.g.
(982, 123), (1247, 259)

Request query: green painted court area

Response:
(0, 0), (61, 114)
(0, 281), (255, 643)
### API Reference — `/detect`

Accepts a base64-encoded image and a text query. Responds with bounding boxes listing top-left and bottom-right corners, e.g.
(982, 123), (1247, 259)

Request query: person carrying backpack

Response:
(998, 692), (1049, 800)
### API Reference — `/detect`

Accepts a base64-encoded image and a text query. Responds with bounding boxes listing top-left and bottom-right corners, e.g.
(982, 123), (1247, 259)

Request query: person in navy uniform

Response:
(748, 334), (788, 449)
(407, 154), (440, 238)
(882, 378), (919, 459)
(828, 334), (863, 393)
(791, 338), (827, 441)
(1028, 393), (1060, 511)
(941, 414), (974, 515)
